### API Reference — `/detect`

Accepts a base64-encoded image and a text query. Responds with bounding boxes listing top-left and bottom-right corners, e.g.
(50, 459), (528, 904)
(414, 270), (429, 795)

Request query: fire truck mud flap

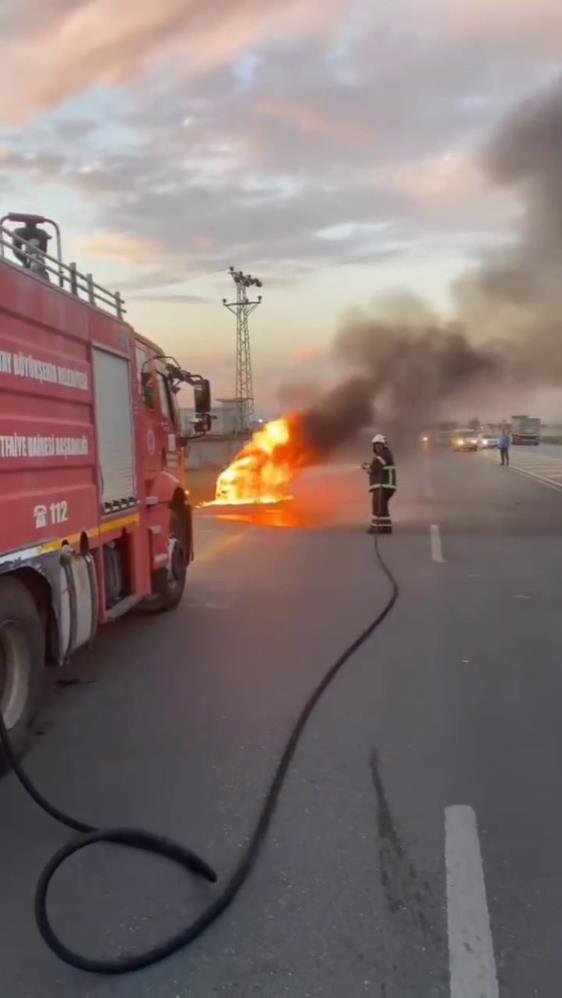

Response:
(0, 576), (45, 765)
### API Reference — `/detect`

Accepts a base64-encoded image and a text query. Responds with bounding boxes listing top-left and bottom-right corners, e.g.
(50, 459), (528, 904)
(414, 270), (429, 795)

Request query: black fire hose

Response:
(0, 537), (398, 975)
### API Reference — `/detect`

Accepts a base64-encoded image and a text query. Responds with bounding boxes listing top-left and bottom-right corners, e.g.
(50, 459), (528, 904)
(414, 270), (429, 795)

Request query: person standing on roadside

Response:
(499, 429), (510, 466)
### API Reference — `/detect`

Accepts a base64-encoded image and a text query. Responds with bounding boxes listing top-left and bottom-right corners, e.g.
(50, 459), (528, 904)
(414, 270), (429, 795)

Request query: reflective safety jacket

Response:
(367, 446), (397, 493)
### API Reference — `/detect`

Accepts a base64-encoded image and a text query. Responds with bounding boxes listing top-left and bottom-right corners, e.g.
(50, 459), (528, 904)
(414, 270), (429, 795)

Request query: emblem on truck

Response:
(33, 504), (48, 529)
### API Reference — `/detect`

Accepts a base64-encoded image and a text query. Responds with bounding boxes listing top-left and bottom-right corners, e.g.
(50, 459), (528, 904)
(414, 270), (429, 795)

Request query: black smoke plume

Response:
(457, 80), (562, 383)
(289, 79), (562, 456)
(297, 376), (374, 458)
(293, 296), (499, 458)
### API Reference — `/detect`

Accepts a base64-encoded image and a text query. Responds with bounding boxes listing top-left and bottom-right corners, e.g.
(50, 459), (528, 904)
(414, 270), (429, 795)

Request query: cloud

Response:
(0, 0), (345, 123)
(293, 345), (327, 364)
(95, 179), (409, 269)
(253, 97), (372, 152)
(0, 145), (65, 175)
(2, 0), (558, 294)
(71, 231), (163, 264)
(0, 147), (25, 167)
(53, 3), (549, 275)
(434, 0), (562, 56)
(129, 292), (212, 304)
(388, 150), (516, 227)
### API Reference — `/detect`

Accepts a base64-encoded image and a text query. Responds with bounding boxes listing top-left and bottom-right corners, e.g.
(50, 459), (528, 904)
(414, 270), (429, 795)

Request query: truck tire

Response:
(148, 509), (189, 613)
(0, 577), (45, 765)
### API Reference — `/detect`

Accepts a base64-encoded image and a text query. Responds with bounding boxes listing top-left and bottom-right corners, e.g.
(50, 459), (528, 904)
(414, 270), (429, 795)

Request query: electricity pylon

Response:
(222, 267), (262, 434)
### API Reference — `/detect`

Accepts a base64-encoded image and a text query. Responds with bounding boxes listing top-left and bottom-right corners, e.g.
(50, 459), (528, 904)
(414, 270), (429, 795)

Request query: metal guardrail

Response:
(0, 220), (125, 320)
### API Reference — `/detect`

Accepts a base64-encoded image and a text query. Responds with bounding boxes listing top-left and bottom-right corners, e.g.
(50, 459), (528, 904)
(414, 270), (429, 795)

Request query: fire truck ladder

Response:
(0, 213), (125, 319)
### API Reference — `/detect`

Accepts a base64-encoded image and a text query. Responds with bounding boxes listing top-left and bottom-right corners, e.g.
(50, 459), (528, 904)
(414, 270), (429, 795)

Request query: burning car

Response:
(212, 417), (297, 506)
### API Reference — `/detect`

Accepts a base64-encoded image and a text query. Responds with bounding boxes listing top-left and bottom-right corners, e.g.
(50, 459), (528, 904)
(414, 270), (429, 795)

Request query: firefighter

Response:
(363, 433), (397, 534)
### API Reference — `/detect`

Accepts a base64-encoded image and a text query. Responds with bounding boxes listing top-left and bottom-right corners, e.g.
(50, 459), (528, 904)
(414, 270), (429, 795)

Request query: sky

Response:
(1, 0), (562, 415)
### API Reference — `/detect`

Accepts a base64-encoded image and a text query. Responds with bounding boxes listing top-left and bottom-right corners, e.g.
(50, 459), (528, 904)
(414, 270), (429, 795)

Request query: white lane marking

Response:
(483, 447), (562, 491)
(511, 462), (562, 475)
(430, 523), (445, 563)
(509, 466), (562, 493)
(445, 805), (499, 998)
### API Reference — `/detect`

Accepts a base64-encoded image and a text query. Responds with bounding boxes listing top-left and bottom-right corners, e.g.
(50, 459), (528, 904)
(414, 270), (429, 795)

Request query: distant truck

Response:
(511, 415), (541, 445)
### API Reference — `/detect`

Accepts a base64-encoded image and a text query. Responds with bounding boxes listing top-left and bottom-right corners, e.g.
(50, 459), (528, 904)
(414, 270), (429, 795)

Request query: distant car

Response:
(477, 434), (499, 449)
(452, 430), (478, 452)
(421, 430), (455, 447)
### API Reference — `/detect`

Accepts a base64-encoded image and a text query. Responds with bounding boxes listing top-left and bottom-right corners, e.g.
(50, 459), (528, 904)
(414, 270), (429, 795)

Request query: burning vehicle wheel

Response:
(0, 577), (45, 766)
(149, 509), (189, 612)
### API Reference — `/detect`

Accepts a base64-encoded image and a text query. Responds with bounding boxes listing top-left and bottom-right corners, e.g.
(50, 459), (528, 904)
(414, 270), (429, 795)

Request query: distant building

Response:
(179, 398), (251, 470)
(215, 398), (245, 436)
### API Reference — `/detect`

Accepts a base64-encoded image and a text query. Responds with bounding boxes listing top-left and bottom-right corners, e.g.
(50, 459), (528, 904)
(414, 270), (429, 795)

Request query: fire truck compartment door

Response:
(92, 348), (137, 508)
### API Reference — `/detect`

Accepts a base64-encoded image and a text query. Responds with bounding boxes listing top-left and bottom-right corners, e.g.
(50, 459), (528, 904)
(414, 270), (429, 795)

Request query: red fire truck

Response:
(0, 213), (212, 757)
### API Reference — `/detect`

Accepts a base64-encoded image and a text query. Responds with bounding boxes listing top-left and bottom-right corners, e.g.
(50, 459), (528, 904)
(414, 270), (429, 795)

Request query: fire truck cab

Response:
(0, 213), (211, 757)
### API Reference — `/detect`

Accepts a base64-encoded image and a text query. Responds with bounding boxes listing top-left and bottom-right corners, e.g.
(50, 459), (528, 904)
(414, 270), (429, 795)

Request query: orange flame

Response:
(212, 417), (298, 505)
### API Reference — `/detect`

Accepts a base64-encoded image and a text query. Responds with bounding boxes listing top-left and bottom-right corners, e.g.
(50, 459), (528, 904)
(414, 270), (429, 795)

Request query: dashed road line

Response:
(430, 523), (445, 563)
(445, 805), (499, 998)
(482, 449), (562, 491)
(509, 465), (562, 492)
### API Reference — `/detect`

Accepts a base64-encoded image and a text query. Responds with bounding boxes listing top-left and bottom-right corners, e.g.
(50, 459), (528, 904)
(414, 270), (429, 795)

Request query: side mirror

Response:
(194, 378), (211, 416)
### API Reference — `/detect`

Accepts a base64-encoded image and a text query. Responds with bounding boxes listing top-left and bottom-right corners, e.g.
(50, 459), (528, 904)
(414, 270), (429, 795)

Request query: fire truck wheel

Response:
(150, 509), (188, 612)
(0, 577), (45, 764)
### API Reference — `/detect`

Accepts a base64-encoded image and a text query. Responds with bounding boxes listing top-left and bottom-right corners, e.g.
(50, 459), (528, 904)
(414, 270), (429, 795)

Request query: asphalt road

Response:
(2, 443), (562, 997)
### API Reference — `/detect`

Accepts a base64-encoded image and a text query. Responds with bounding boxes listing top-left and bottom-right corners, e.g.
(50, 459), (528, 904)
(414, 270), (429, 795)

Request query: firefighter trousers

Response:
(370, 487), (394, 533)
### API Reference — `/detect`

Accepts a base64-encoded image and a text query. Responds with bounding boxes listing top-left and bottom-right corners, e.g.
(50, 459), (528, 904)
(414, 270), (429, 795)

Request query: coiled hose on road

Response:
(0, 537), (398, 975)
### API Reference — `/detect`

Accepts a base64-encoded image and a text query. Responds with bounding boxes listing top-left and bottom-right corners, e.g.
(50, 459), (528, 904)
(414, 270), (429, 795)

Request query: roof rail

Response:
(0, 214), (126, 320)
